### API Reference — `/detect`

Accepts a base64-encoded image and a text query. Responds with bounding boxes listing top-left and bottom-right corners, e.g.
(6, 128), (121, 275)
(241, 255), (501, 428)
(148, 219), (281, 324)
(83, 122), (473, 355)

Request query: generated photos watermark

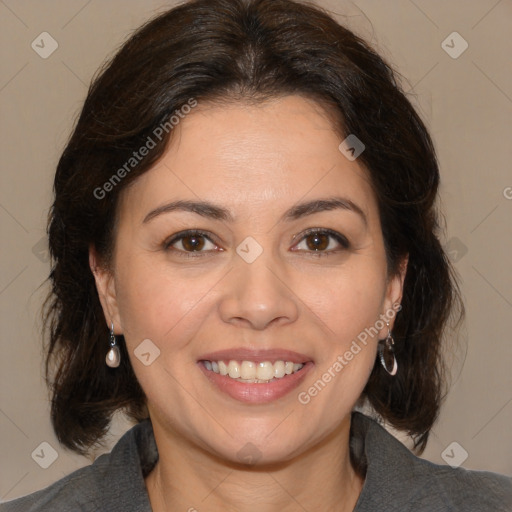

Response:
(93, 98), (198, 200)
(297, 303), (402, 405)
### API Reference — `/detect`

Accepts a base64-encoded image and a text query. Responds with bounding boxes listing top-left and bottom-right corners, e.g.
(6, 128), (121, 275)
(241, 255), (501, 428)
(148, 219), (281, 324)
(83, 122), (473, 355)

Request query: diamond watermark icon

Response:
(338, 134), (365, 161)
(31, 32), (59, 59)
(134, 338), (161, 366)
(441, 441), (468, 468)
(31, 441), (59, 469)
(236, 236), (263, 264)
(441, 32), (468, 59)
(32, 236), (50, 263)
(444, 237), (468, 263)
(236, 442), (262, 465)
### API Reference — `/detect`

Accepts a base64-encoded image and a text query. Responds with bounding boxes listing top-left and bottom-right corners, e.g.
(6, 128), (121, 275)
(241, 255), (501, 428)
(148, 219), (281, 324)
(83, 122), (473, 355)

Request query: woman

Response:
(2, 0), (510, 510)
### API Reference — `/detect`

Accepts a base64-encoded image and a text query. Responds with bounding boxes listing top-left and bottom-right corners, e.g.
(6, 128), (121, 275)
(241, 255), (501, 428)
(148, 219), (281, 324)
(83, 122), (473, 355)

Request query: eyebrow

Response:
(142, 196), (367, 226)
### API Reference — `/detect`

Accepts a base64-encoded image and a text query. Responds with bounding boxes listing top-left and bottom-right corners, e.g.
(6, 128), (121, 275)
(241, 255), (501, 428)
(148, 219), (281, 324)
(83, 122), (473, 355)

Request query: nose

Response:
(217, 249), (299, 330)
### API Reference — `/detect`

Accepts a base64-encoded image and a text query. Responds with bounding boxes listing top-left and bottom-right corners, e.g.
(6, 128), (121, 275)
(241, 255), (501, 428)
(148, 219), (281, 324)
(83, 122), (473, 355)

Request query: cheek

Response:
(114, 255), (219, 351)
(298, 261), (386, 387)
(303, 281), (384, 395)
(300, 261), (387, 341)
(293, 268), (385, 425)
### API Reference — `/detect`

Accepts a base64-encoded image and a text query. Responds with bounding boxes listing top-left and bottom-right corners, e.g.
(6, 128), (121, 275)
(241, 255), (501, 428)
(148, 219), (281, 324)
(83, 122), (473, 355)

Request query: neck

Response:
(145, 414), (364, 512)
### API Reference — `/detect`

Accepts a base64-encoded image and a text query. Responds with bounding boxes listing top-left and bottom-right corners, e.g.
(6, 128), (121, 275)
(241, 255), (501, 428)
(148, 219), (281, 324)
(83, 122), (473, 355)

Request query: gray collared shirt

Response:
(1, 412), (511, 511)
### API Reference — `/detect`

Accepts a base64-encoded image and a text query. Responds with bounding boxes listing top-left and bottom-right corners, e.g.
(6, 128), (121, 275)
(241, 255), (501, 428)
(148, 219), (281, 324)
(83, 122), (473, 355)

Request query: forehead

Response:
(119, 95), (377, 224)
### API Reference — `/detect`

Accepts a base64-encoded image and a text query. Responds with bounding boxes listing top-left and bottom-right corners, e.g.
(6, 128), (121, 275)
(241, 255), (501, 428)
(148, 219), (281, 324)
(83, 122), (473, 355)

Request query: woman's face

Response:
(92, 95), (405, 464)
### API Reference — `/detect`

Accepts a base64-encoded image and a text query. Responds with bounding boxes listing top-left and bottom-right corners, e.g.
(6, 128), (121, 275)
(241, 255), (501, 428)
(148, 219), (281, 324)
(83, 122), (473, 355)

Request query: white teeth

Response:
(240, 361), (256, 379)
(218, 361), (228, 375)
(274, 360), (285, 378)
(203, 359), (305, 382)
(257, 361), (274, 380)
(227, 360), (240, 378)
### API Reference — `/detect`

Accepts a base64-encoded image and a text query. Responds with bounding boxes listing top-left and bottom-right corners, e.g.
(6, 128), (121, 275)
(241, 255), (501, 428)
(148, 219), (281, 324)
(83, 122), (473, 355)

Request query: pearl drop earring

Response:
(105, 321), (121, 368)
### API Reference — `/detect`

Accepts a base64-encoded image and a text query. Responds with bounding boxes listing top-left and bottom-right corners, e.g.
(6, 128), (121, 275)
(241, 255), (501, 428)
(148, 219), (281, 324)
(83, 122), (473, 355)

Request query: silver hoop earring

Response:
(378, 322), (397, 376)
(105, 321), (121, 368)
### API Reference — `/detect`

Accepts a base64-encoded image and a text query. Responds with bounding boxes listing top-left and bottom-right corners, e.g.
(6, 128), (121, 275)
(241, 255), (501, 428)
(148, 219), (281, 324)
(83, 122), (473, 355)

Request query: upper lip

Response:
(198, 348), (313, 364)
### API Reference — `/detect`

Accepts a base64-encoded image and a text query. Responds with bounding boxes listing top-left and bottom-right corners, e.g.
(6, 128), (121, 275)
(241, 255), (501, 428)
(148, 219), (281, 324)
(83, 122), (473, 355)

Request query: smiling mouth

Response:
(199, 359), (306, 383)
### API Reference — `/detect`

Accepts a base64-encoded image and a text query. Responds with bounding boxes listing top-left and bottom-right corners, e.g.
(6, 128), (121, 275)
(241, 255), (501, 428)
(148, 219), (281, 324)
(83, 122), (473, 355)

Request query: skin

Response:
(90, 95), (407, 512)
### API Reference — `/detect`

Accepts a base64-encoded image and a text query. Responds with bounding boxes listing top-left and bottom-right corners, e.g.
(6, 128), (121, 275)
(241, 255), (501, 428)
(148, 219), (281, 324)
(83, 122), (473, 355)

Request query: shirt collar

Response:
(105, 410), (415, 511)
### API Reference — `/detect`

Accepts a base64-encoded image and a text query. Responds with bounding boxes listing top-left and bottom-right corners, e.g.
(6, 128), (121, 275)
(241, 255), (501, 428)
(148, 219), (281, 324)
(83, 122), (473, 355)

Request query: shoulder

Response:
(401, 454), (512, 511)
(0, 420), (156, 512)
(1, 460), (108, 512)
(352, 411), (512, 512)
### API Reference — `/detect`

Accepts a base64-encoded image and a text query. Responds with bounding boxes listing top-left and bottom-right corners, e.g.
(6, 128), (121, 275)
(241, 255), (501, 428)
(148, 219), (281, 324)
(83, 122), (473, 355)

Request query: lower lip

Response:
(198, 361), (314, 404)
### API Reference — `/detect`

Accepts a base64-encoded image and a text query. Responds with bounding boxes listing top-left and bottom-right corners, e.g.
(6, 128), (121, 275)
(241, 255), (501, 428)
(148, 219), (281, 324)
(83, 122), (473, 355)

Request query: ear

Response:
(378, 254), (408, 338)
(89, 243), (123, 334)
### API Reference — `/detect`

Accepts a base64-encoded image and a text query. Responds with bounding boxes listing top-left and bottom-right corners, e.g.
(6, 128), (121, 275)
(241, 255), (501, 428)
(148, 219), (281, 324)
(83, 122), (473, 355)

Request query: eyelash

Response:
(163, 228), (350, 259)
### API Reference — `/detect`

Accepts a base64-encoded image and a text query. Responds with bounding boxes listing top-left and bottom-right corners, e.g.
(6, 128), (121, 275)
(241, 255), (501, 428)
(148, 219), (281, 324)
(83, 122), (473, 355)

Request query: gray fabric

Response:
(1, 412), (511, 511)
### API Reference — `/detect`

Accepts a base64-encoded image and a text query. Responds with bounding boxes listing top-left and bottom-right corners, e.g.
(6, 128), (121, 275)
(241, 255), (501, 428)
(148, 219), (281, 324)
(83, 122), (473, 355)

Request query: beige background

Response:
(1, 0), (511, 501)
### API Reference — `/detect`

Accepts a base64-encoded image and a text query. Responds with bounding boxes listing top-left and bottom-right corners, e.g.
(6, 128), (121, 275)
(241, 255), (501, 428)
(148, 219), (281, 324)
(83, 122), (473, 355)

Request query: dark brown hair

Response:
(43, 0), (463, 455)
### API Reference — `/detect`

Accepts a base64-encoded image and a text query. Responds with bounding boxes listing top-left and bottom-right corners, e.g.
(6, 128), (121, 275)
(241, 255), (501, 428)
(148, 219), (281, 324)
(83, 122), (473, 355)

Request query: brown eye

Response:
(164, 230), (218, 257)
(293, 228), (349, 256)
(304, 232), (330, 251)
(180, 234), (206, 251)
